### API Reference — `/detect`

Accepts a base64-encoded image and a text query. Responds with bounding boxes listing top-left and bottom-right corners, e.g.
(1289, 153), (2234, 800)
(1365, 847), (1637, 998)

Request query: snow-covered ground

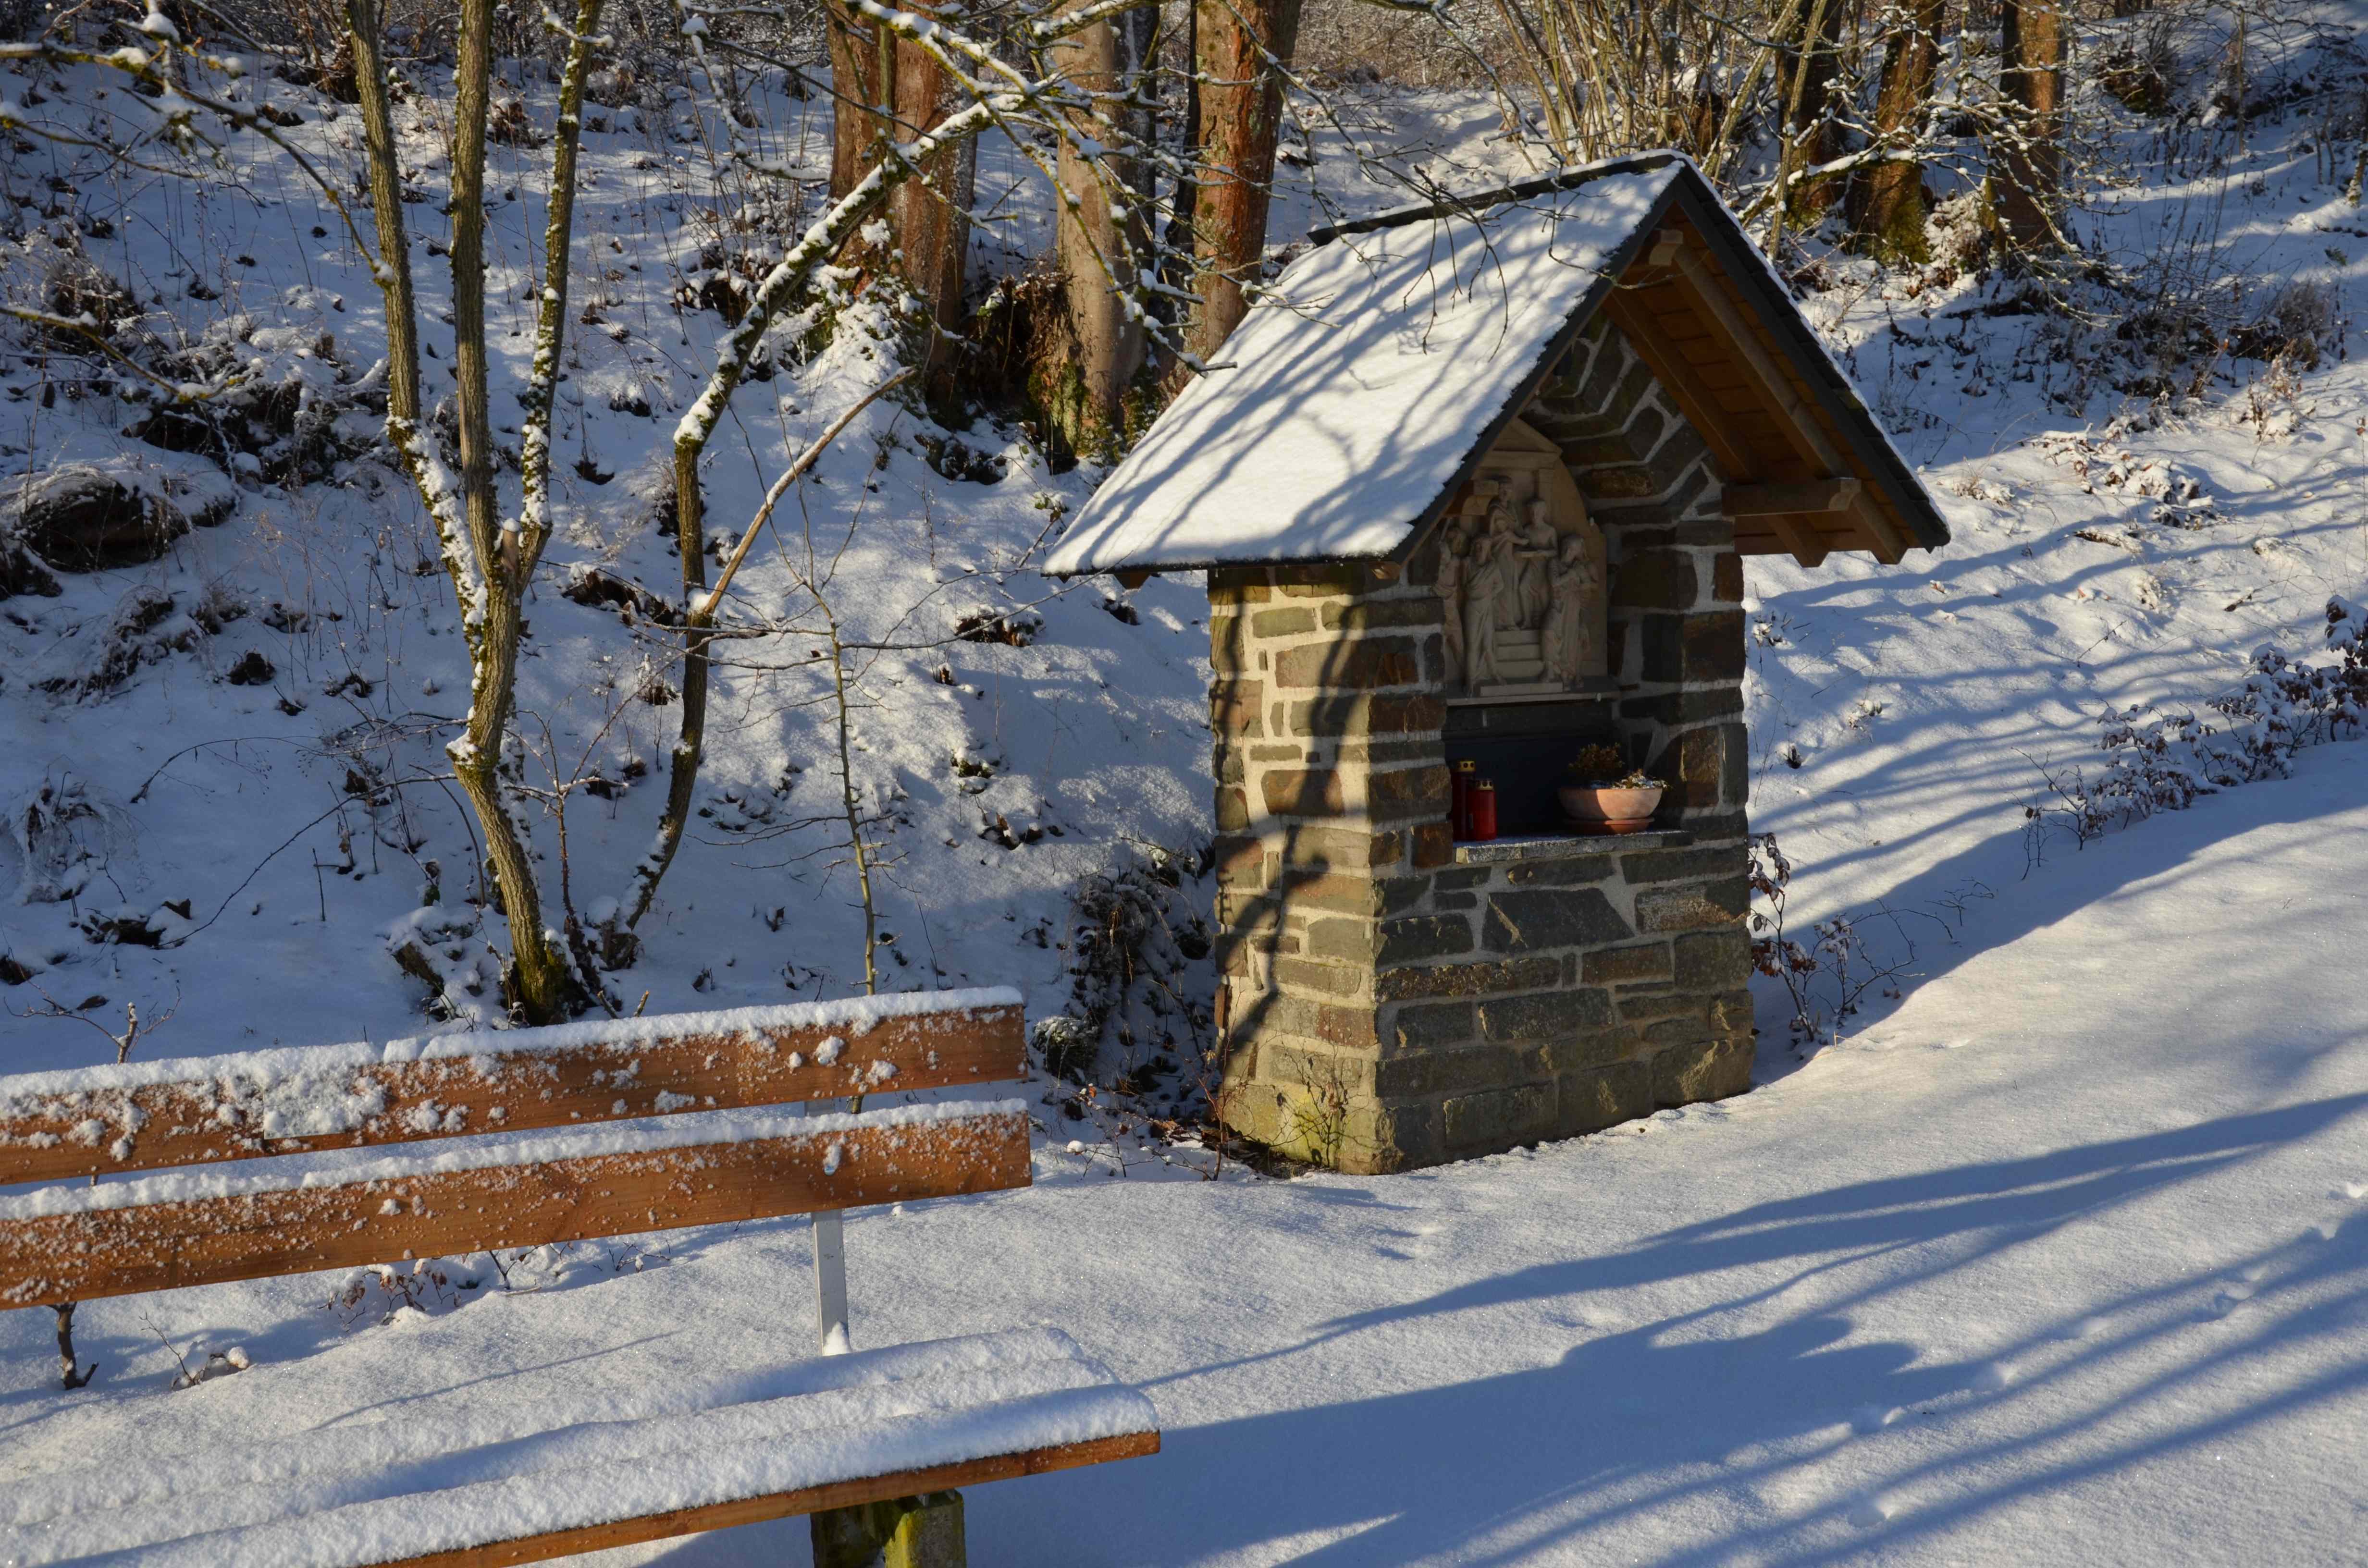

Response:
(3, 5), (2368, 1562)
(6, 741), (2364, 1565)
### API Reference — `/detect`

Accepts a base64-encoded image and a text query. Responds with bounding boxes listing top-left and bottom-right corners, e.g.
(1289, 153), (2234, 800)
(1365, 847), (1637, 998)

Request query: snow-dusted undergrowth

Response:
(0, 9), (2366, 1565)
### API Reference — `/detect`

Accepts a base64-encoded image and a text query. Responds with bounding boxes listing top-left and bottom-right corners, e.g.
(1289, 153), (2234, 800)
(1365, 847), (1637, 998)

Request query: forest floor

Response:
(1, 6), (2367, 1562)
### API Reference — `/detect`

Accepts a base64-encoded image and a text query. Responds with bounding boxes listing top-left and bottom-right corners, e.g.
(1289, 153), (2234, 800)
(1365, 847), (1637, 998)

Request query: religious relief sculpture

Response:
(1461, 500), (1527, 688)
(1433, 429), (1607, 695)
(1542, 533), (1601, 682)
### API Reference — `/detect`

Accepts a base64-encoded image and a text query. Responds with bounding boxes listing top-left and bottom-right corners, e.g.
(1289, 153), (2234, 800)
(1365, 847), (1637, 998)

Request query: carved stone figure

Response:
(1436, 519), (1469, 686)
(1462, 503), (1518, 687)
(1542, 532), (1602, 683)
(1516, 496), (1557, 627)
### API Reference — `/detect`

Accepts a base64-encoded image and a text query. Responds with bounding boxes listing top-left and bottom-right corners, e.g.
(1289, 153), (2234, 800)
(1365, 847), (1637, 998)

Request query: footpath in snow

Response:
(5, 741), (2363, 1565)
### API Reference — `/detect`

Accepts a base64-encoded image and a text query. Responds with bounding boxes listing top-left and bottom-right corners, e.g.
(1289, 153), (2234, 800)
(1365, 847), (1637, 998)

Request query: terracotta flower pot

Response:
(1558, 782), (1665, 835)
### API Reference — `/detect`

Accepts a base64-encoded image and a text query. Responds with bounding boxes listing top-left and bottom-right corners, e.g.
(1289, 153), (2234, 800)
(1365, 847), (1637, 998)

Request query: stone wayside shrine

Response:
(1047, 153), (1950, 1172)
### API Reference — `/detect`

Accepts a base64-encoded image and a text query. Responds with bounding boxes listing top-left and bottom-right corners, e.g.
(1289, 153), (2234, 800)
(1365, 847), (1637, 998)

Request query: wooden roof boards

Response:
(1045, 152), (1949, 577)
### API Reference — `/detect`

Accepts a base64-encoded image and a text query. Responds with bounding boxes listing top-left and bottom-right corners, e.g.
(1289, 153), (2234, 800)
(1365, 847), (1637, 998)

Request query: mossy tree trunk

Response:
(1847, 0), (1947, 264)
(826, 0), (974, 352)
(1776, 0), (1849, 225)
(1051, 4), (1147, 454)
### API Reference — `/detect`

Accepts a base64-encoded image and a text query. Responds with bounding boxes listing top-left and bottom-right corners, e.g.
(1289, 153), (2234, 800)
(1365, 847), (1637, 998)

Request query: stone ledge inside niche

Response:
(1452, 828), (1695, 865)
(1442, 676), (1620, 708)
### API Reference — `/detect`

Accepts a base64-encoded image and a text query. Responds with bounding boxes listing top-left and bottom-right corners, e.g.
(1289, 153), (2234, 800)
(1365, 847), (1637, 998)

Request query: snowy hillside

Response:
(0, 62), (1550, 1096)
(1, 2), (2367, 1562)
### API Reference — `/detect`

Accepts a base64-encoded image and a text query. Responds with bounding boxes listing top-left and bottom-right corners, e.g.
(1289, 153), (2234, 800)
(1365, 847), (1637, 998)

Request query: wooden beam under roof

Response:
(1722, 478), (1861, 516)
(1600, 284), (1829, 569)
(1664, 242), (1912, 565)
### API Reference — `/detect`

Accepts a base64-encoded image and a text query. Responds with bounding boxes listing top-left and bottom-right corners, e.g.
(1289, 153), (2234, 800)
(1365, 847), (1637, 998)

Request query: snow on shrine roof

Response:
(1045, 153), (1948, 576)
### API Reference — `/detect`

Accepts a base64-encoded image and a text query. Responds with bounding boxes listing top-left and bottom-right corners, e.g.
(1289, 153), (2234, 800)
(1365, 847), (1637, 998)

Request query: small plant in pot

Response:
(1559, 744), (1665, 835)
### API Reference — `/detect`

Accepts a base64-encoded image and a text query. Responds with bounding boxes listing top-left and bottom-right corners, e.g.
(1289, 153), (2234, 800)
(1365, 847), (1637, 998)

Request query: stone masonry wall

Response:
(1209, 316), (1753, 1173)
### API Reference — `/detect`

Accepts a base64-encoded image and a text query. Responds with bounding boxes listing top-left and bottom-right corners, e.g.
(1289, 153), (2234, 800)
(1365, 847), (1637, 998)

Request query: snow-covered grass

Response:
(2, 7), (2368, 1562)
(5, 743), (2364, 1563)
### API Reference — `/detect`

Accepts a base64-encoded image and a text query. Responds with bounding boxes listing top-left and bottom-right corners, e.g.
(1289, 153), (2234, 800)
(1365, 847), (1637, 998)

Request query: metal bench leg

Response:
(811, 1490), (965, 1568)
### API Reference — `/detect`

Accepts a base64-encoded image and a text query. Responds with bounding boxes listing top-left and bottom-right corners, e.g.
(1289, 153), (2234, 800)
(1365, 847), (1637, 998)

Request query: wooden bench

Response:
(0, 988), (1159, 1567)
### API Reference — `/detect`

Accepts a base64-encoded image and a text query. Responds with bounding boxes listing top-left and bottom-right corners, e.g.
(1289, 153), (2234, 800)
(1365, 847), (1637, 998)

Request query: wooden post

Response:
(814, 1204), (851, 1353)
(813, 1491), (966, 1568)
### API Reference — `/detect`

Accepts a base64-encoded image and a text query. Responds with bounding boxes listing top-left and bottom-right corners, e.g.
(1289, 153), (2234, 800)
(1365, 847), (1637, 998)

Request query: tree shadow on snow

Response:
(1751, 735), (2368, 1090)
(981, 1096), (2368, 1567)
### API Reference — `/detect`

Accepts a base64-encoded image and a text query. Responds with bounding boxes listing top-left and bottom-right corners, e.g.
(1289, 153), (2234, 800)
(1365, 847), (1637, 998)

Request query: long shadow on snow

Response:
(1750, 735), (2368, 1088)
(1147, 1093), (2368, 1386)
(992, 1098), (2368, 1568)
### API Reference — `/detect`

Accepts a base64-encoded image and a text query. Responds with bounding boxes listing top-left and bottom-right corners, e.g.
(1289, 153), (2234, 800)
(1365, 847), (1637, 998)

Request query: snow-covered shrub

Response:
(2231, 280), (2339, 371)
(383, 904), (507, 1024)
(0, 527), (59, 599)
(1041, 848), (1215, 1108)
(2038, 433), (2219, 526)
(134, 306), (382, 484)
(35, 584), (222, 698)
(331, 1258), (481, 1330)
(2092, 598), (2368, 828)
(2097, 21), (2179, 116)
(40, 251), (140, 340)
(1749, 833), (1890, 1045)
(167, 1345), (251, 1390)
(1031, 1013), (1098, 1084)
(1750, 833), (1974, 1049)
(9, 773), (133, 905)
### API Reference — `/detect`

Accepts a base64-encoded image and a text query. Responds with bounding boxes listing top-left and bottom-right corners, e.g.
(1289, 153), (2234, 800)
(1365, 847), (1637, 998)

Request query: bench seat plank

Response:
(0, 1101), (1028, 1304)
(385, 1437), (1160, 1568)
(0, 1329), (1159, 1568)
(0, 990), (1024, 1184)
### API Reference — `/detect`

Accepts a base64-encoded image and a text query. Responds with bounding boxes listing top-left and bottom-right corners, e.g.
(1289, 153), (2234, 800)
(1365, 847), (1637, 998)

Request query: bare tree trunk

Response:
(351, 0), (575, 1021)
(520, 0), (605, 536)
(1053, 8), (1146, 451)
(1118, 2), (1159, 212)
(1186, 0), (1304, 361)
(1848, 0), (1946, 263)
(1161, 0), (1200, 309)
(825, 1), (884, 198)
(1777, 0), (1848, 225)
(450, 0), (567, 1021)
(826, 0), (972, 341)
(1995, 0), (2066, 254)
(345, 0), (419, 429)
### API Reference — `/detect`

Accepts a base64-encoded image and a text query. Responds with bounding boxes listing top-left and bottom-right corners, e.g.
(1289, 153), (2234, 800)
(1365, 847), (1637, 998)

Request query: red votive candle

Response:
(1453, 759), (1477, 839)
(1468, 779), (1498, 842)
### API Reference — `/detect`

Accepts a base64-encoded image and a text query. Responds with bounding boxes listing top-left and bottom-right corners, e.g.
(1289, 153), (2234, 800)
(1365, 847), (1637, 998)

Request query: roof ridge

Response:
(1305, 149), (1690, 247)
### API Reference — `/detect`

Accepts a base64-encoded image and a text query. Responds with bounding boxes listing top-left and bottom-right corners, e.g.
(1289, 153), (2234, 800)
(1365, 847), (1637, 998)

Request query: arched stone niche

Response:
(1432, 417), (1610, 697)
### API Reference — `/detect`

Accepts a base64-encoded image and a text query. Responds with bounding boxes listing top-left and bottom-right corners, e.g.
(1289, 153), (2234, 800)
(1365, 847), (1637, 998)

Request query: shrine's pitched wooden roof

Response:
(1044, 153), (1949, 578)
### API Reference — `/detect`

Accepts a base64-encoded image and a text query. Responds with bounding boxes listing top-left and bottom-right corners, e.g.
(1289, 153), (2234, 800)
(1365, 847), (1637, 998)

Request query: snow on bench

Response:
(0, 987), (1025, 1182)
(0, 1097), (1031, 1304)
(0, 1327), (1158, 1568)
(0, 997), (1160, 1568)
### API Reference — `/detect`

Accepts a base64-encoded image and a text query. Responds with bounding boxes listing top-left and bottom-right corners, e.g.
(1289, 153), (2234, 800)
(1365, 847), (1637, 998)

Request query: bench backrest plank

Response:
(0, 993), (1024, 1184)
(0, 1103), (1029, 1304)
